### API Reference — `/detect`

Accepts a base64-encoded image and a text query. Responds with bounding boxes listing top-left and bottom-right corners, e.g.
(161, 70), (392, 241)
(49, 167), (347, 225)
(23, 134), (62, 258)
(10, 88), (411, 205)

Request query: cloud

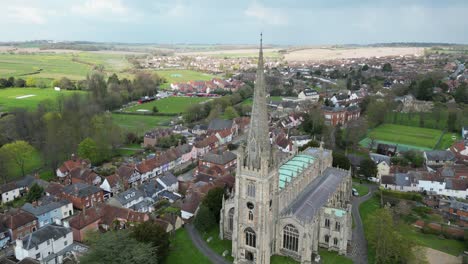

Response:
(2, 6), (48, 25)
(72, 0), (129, 16)
(244, 2), (288, 26)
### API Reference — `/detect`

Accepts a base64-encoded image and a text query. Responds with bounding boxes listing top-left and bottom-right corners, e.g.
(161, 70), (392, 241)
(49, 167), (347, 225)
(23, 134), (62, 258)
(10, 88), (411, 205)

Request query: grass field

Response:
(0, 87), (85, 111)
(165, 229), (211, 264)
(352, 183), (369, 197)
(124, 97), (211, 114)
(155, 70), (217, 89)
(360, 124), (456, 151)
(384, 112), (449, 130)
(201, 227), (234, 263)
(0, 52), (130, 80)
(111, 113), (172, 135)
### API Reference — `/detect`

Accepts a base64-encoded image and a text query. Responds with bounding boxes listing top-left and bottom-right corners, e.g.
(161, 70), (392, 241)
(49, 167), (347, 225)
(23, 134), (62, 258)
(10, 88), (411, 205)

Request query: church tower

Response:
(232, 34), (278, 264)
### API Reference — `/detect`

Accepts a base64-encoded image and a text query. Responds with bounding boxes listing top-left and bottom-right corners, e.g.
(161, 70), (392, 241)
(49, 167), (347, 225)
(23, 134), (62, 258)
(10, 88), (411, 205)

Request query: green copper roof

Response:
(324, 207), (347, 217)
(278, 154), (315, 190)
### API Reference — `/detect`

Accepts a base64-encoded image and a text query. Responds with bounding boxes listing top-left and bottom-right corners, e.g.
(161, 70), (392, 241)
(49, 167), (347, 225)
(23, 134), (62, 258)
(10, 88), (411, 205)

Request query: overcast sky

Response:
(1, 0), (467, 45)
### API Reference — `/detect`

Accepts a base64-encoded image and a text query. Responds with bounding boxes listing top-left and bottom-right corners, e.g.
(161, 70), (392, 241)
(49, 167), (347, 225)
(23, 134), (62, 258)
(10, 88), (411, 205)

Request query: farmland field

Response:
(360, 124), (454, 150)
(124, 96), (211, 114)
(111, 113), (173, 135)
(0, 87), (85, 111)
(0, 52), (130, 80)
(155, 70), (217, 89)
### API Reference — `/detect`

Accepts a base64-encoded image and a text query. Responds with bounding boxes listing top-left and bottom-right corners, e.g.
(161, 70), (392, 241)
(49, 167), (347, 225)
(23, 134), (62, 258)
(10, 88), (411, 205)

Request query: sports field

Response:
(111, 114), (173, 135)
(0, 87), (85, 111)
(360, 124), (457, 151)
(124, 96), (211, 114)
(0, 52), (130, 80)
(155, 70), (216, 89)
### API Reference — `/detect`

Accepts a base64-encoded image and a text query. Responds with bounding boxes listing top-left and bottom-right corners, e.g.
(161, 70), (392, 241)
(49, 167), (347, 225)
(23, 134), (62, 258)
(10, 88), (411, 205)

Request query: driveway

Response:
(349, 184), (378, 264)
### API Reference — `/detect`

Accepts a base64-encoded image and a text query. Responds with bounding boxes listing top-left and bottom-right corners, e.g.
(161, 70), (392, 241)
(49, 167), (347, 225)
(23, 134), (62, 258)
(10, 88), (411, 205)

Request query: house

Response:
(142, 128), (172, 148)
(0, 209), (38, 241)
(447, 200), (468, 223)
(99, 204), (149, 230)
(290, 135), (312, 148)
(0, 182), (21, 204)
(16, 175), (50, 194)
(61, 183), (104, 210)
(194, 134), (219, 157)
(208, 119), (237, 134)
(191, 124), (208, 136)
(176, 144), (197, 164)
(462, 126), (468, 140)
(69, 207), (102, 242)
(14, 223), (81, 264)
(196, 150), (237, 178)
(22, 198), (73, 228)
(450, 141), (468, 163)
(108, 188), (153, 213)
(115, 165), (141, 189)
(381, 173), (419, 192)
(159, 190), (182, 203)
(44, 183), (65, 197)
(155, 215), (184, 233)
(370, 153), (391, 179)
(56, 155), (90, 184)
(298, 89), (320, 102)
(181, 192), (201, 220)
(0, 225), (9, 249)
(424, 150), (456, 168)
(215, 129), (233, 145)
(322, 105), (360, 126)
(376, 143), (397, 156)
(156, 172), (179, 192)
(99, 174), (122, 199)
(69, 168), (101, 186)
(140, 180), (164, 201)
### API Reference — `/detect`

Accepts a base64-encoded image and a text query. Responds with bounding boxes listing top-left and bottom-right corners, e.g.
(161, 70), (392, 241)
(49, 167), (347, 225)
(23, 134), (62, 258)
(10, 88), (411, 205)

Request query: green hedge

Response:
(379, 189), (423, 202)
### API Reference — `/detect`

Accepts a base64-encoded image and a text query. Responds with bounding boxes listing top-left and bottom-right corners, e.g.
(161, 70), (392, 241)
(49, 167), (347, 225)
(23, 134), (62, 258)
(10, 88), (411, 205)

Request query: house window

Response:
(228, 208), (234, 231)
(333, 238), (338, 246)
(247, 183), (256, 198)
(325, 219), (330, 228)
(282, 224), (299, 252)
(245, 228), (256, 248)
(335, 222), (340, 231)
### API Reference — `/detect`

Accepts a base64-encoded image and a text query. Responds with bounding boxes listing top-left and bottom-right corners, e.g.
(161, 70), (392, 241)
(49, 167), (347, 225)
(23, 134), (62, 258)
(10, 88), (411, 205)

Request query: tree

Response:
(87, 72), (108, 105)
(332, 152), (351, 170)
(202, 187), (225, 222)
(403, 150), (424, 167)
(152, 106), (159, 114)
(26, 77), (36, 87)
(77, 138), (99, 163)
(25, 183), (44, 203)
(415, 78), (434, 101)
(382, 63), (393, 72)
(80, 231), (157, 264)
(193, 205), (216, 233)
(454, 82), (468, 104)
(224, 106), (239, 120)
(0, 140), (35, 177)
(14, 78), (26, 87)
(131, 221), (169, 262)
(302, 106), (325, 136)
(362, 64), (369, 71)
(358, 158), (377, 178)
(367, 208), (419, 264)
(447, 111), (457, 132)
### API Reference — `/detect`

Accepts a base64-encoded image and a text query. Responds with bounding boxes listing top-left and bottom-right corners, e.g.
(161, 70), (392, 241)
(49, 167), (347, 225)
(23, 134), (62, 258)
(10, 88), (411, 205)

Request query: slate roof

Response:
(115, 188), (144, 205)
(158, 172), (178, 187)
(424, 150), (456, 162)
(201, 151), (236, 165)
(62, 183), (101, 198)
(208, 119), (233, 131)
(395, 173), (412, 187)
(370, 153), (391, 165)
(0, 182), (18, 193)
(282, 167), (349, 221)
(159, 190), (181, 201)
(141, 180), (164, 198)
(22, 199), (69, 216)
(21, 224), (71, 250)
(381, 175), (396, 185)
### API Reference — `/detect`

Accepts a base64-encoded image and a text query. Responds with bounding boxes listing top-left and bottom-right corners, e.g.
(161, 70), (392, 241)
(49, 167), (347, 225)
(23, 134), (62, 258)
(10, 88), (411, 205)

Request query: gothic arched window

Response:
(335, 222), (340, 231)
(247, 183), (256, 198)
(333, 238), (338, 246)
(245, 228), (256, 248)
(325, 218), (330, 228)
(228, 208), (234, 231)
(324, 235), (329, 243)
(282, 224), (299, 252)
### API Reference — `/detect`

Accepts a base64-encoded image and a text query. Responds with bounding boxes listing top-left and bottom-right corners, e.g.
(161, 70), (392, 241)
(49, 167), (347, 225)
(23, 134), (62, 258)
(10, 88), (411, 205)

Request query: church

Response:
(219, 37), (353, 264)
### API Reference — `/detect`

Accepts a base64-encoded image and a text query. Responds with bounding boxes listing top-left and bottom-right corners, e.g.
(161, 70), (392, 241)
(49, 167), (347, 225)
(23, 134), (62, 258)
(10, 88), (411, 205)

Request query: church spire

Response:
(244, 33), (271, 170)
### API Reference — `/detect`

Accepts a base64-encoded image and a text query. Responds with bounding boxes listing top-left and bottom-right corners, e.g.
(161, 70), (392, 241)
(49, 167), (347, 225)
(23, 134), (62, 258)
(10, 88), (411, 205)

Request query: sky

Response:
(0, 0), (467, 45)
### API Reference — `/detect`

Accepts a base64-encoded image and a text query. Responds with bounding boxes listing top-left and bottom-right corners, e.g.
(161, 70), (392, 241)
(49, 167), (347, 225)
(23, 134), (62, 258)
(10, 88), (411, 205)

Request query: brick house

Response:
(56, 155), (90, 184)
(196, 149), (237, 178)
(0, 209), (38, 241)
(142, 128), (173, 148)
(322, 105), (360, 126)
(69, 207), (102, 242)
(70, 168), (101, 186)
(61, 183), (104, 210)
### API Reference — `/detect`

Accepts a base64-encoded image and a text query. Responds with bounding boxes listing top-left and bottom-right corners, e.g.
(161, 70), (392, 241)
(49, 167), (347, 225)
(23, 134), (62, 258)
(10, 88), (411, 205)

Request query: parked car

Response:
(352, 188), (359, 196)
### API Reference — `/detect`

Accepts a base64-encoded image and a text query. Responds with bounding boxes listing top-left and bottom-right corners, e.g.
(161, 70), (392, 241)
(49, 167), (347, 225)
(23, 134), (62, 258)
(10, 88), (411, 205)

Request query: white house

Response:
(297, 89), (320, 102)
(0, 182), (21, 204)
(370, 153), (391, 179)
(381, 173), (419, 192)
(156, 172), (179, 193)
(15, 223), (73, 263)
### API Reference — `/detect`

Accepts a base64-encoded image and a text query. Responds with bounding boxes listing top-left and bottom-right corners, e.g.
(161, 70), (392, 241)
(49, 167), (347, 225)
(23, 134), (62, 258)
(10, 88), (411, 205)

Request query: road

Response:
(349, 184), (378, 264)
(185, 224), (230, 264)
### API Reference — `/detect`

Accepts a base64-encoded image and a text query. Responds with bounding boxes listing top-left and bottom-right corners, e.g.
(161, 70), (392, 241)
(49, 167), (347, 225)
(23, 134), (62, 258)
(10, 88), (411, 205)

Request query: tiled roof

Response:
(0, 209), (37, 229)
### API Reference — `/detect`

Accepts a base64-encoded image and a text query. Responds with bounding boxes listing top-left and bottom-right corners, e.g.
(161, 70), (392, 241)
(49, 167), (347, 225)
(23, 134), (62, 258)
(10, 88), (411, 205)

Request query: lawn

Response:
(201, 227), (234, 263)
(362, 124), (446, 150)
(384, 111), (448, 131)
(318, 249), (353, 264)
(4, 148), (43, 181)
(352, 183), (369, 197)
(0, 52), (130, 81)
(0, 87), (85, 111)
(155, 70), (217, 89)
(165, 228), (211, 264)
(111, 113), (173, 135)
(124, 96), (211, 114)
(360, 196), (466, 262)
